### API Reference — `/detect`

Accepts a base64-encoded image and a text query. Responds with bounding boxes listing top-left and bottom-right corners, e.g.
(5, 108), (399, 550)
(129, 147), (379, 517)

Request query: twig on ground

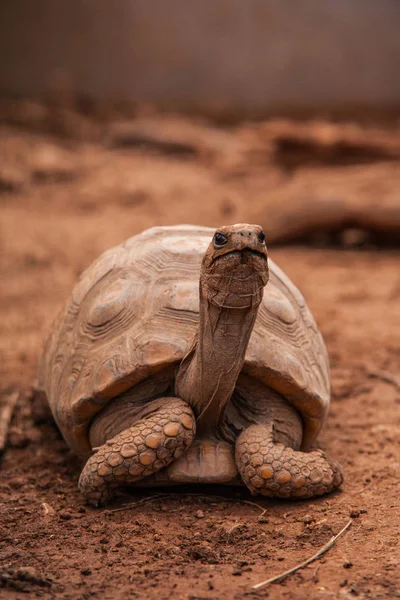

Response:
(367, 369), (400, 391)
(175, 493), (268, 516)
(313, 565), (320, 581)
(0, 392), (19, 454)
(41, 503), (56, 516)
(349, 480), (374, 496)
(106, 494), (167, 513)
(239, 500), (267, 516)
(106, 492), (267, 516)
(252, 518), (353, 590)
(227, 522), (242, 534)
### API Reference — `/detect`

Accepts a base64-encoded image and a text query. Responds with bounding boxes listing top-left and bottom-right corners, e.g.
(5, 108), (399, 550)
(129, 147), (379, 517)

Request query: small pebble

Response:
(303, 514), (314, 524)
(343, 561), (353, 569)
(349, 586), (360, 596)
(195, 510), (205, 519)
(17, 566), (38, 581)
(59, 511), (72, 520)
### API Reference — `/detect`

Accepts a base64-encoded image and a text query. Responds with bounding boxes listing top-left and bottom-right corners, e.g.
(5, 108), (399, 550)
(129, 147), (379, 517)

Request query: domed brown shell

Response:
(40, 225), (330, 456)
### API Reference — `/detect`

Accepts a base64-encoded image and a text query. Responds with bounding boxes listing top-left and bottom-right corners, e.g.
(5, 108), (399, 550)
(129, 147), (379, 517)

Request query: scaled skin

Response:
(79, 224), (343, 505)
(175, 223), (269, 434)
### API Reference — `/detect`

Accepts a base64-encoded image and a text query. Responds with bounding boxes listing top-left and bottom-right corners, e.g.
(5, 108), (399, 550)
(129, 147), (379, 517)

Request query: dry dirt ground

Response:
(0, 108), (399, 599)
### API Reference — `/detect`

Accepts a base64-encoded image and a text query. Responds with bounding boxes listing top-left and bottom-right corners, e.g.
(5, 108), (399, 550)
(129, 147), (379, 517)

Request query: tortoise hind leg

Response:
(79, 397), (195, 506)
(235, 423), (343, 499)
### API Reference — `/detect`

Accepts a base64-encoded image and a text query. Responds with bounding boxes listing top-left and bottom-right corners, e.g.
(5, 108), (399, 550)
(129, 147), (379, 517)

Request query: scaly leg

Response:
(79, 397), (195, 506)
(235, 423), (343, 498)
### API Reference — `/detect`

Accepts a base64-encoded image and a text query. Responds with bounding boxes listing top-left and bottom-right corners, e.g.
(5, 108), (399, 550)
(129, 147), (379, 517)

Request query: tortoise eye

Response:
(214, 232), (228, 247)
(258, 231), (266, 244)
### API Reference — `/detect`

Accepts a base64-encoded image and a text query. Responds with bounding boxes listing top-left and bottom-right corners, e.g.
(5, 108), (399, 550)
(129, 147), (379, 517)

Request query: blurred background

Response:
(1, 0), (400, 115)
(1, 0), (400, 250)
(1, 3), (400, 598)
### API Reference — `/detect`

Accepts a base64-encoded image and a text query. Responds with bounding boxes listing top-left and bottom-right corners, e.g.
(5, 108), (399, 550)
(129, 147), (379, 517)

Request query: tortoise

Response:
(40, 223), (343, 505)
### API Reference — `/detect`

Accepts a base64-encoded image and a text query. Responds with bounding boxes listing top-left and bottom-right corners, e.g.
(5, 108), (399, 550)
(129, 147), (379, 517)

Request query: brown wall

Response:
(1, 0), (400, 114)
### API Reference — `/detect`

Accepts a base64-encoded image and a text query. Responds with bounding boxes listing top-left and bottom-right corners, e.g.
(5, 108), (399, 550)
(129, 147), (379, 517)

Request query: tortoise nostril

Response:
(237, 229), (257, 239)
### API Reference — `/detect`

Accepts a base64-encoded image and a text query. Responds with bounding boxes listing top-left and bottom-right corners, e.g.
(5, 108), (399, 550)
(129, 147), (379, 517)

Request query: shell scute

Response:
(86, 279), (133, 328)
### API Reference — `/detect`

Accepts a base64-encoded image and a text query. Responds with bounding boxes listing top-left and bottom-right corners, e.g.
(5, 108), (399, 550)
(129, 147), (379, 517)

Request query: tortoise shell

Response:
(40, 225), (330, 456)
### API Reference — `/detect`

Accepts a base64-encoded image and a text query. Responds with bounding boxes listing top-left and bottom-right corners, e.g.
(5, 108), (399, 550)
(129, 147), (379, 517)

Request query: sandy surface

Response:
(0, 113), (399, 599)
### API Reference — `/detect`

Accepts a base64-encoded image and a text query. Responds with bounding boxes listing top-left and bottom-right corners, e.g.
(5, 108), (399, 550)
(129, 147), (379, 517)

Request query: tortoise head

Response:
(200, 223), (269, 308)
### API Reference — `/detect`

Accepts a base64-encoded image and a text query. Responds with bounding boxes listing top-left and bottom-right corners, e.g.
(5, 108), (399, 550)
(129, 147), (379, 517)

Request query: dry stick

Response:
(311, 564), (320, 584)
(211, 496), (269, 516)
(252, 519), (353, 590)
(190, 494), (267, 516)
(107, 494), (167, 514)
(0, 392), (19, 454)
(368, 369), (400, 391)
(107, 492), (267, 516)
(349, 480), (374, 496)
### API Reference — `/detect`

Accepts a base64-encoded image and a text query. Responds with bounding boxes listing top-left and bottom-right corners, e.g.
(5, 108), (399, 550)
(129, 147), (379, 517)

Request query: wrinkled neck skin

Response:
(175, 274), (264, 437)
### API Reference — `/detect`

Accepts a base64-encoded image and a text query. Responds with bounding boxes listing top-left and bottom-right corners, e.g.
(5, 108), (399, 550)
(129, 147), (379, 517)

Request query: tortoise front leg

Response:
(79, 398), (195, 506)
(235, 424), (343, 499)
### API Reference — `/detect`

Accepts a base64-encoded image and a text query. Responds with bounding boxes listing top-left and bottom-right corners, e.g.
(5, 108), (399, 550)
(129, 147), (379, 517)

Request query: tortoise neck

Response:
(175, 290), (260, 434)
